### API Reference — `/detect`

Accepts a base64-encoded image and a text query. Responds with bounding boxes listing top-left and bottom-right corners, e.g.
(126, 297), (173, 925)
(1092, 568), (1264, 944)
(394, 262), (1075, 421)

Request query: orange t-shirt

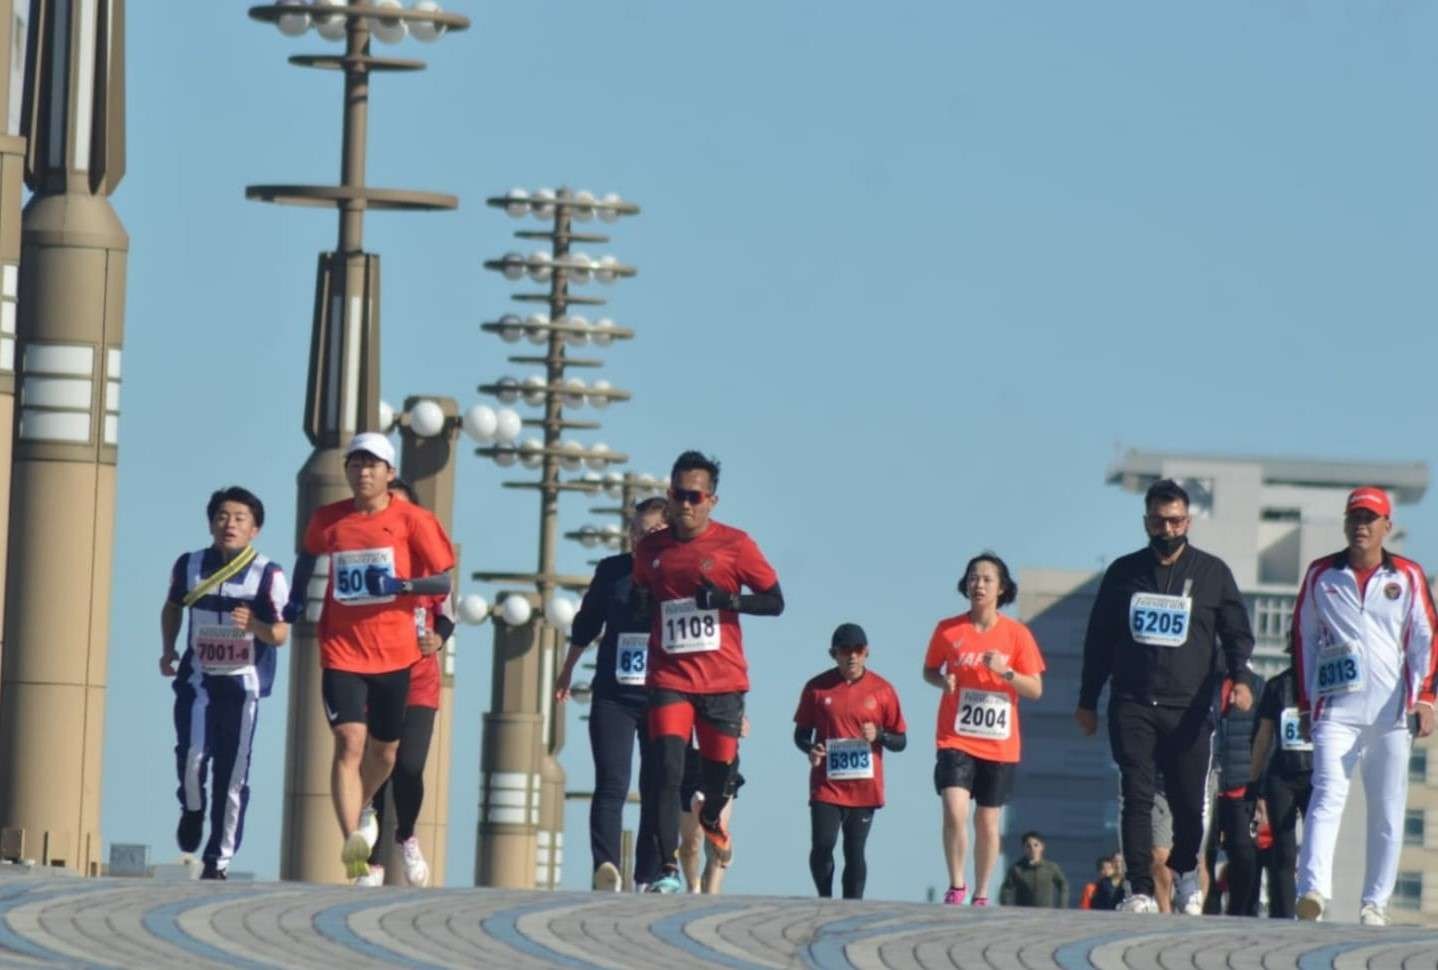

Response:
(923, 613), (1046, 763)
(303, 498), (455, 673)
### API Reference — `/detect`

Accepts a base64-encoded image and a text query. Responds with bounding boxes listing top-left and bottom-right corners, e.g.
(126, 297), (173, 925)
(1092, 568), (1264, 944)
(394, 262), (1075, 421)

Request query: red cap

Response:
(1346, 486), (1392, 518)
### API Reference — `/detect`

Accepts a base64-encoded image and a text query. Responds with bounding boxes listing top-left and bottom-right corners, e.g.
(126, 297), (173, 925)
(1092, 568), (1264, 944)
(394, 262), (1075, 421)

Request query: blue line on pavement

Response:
(311, 893), (452, 970)
(1052, 929), (1142, 970)
(647, 900), (758, 970)
(0, 879), (110, 967)
(801, 909), (921, 970)
(478, 894), (598, 969)
(1296, 931), (1438, 970)
(140, 887), (277, 970)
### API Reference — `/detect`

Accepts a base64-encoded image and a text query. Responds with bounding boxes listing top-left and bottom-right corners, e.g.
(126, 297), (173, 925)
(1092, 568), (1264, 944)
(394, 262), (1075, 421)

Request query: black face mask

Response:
(1149, 534), (1187, 557)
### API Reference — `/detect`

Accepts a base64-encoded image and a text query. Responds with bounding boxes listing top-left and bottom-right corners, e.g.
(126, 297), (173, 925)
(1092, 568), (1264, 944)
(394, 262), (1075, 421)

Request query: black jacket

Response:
(1255, 666), (1313, 781)
(1080, 544), (1254, 709)
(570, 553), (650, 703)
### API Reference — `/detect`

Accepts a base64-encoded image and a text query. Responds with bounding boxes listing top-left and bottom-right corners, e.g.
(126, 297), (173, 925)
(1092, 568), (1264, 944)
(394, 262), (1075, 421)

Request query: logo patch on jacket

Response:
(1384, 582), (1402, 600)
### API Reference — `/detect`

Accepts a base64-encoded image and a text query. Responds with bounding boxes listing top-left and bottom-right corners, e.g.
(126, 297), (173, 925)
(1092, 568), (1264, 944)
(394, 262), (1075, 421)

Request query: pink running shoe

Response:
(971, 896), (989, 907)
(943, 886), (967, 906)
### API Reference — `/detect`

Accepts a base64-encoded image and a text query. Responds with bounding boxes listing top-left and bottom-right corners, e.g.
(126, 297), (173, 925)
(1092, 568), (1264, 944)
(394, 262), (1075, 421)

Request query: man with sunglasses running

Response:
(1076, 479), (1255, 915)
(633, 450), (784, 893)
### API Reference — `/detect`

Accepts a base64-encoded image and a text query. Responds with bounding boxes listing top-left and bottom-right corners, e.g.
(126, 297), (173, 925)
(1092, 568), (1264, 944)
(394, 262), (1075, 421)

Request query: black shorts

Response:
(679, 747), (745, 810)
(321, 668), (410, 742)
(933, 748), (1015, 807)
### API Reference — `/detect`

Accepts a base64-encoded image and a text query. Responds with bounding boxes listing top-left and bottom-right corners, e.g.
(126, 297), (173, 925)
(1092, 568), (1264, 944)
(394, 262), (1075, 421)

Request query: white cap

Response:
(345, 431), (396, 467)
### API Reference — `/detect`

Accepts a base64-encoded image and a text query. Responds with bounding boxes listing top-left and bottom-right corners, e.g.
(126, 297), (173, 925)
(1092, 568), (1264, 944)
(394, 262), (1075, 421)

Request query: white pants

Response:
(1296, 719), (1410, 908)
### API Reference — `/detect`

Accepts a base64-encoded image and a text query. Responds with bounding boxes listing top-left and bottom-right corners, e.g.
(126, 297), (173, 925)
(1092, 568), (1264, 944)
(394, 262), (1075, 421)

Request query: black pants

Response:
(1109, 698), (1213, 897)
(369, 705), (437, 864)
(809, 802), (875, 899)
(589, 694), (660, 882)
(1263, 773), (1312, 919)
(1215, 796), (1257, 916)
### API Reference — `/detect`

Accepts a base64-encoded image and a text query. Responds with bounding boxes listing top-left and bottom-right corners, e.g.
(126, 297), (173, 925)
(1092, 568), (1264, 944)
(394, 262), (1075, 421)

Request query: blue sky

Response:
(102, 2), (1438, 898)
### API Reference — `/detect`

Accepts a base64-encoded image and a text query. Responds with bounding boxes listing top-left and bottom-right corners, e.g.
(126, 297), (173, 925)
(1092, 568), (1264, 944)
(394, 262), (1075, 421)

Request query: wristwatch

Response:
(1002, 669), (1015, 682)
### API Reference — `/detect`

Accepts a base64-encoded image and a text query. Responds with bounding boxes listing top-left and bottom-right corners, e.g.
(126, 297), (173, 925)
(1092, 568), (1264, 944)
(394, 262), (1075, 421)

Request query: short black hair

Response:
(1096, 855), (1111, 869)
(390, 479), (419, 505)
(1144, 478), (1190, 512)
(671, 450), (720, 491)
(207, 486), (265, 529)
(958, 551), (1018, 608)
(1021, 831), (1044, 845)
(634, 496), (668, 517)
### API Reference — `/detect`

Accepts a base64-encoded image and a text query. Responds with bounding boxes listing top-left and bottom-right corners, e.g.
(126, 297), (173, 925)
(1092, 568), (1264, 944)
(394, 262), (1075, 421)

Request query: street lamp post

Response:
(0, 0), (121, 876)
(244, 1), (469, 884)
(472, 187), (639, 889)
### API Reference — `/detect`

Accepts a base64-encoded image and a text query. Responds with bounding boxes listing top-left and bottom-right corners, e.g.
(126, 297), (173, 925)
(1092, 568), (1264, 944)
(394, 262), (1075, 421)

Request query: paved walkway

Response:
(0, 867), (1433, 968)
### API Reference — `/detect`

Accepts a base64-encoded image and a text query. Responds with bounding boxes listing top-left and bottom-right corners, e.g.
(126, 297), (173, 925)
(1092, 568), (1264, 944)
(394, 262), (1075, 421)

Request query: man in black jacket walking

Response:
(1075, 479), (1255, 914)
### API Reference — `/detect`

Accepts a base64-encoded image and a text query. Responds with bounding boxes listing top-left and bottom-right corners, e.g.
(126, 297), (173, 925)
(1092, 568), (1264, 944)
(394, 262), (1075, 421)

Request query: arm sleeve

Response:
(434, 594), (456, 642)
(736, 582), (784, 616)
(793, 725), (815, 754)
(878, 730), (907, 752)
(1214, 562), (1256, 678)
(1293, 563), (1321, 710)
(1405, 563), (1437, 705)
(569, 560), (614, 647)
(1079, 568), (1119, 709)
(165, 553), (188, 607)
(286, 553), (317, 620)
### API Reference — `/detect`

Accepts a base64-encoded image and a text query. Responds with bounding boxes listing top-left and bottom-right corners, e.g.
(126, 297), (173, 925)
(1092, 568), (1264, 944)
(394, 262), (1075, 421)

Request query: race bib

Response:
(194, 625), (255, 674)
(1279, 706), (1312, 752)
(825, 738), (874, 781)
(1129, 593), (1191, 647)
(615, 633), (649, 686)
(1315, 642), (1363, 698)
(660, 598), (720, 654)
(955, 688), (1011, 740)
(331, 548), (397, 606)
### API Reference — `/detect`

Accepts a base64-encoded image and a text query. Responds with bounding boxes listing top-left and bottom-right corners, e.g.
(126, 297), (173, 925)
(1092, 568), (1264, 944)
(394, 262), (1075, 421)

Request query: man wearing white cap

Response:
(289, 432), (456, 881)
(1292, 486), (1437, 924)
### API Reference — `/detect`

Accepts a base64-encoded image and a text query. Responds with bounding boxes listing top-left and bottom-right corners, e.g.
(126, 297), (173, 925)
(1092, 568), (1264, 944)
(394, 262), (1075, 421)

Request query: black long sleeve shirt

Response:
(1080, 544), (1254, 710)
(570, 553), (651, 704)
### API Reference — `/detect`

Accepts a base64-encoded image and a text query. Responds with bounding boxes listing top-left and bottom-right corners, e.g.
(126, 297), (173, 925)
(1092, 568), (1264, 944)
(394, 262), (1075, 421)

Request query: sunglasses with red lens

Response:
(670, 487), (710, 506)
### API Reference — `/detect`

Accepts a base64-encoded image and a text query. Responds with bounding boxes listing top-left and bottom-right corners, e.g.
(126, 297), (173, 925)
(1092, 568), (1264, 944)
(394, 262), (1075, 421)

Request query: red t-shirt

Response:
(632, 521), (779, 694)
(923, 613), (1046, 763)
(405, 594), (450, 709)
(793, 668), (906, 808)
(303, 498), (455, 674)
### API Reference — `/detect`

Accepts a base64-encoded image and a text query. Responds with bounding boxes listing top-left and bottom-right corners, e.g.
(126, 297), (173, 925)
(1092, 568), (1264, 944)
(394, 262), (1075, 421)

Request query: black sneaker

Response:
(200, 863), (227, 880)
(177, 811), (204, 853)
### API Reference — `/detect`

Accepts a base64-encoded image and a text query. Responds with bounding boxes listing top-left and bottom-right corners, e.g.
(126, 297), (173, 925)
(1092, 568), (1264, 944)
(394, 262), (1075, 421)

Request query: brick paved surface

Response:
(0, 867), (1433, 968)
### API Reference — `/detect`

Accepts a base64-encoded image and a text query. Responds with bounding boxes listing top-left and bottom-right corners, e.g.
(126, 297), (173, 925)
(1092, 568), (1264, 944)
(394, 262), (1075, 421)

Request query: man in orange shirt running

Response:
(289, 432), (455, 880)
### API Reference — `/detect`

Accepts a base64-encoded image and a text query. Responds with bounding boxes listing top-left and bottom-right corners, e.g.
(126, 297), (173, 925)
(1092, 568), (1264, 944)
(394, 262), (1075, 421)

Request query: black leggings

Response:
(588, 695), (659, 882)
(369, 705), (436, 862)
(809, 802), (876, 900)
(1264, 774), (1312, 919)
(1215, 796), (1258, 916)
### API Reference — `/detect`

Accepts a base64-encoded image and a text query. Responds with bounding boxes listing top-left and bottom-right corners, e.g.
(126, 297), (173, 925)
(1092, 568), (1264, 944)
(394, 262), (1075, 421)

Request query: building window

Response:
(1405, 810), (1424, 847)
(1392, 872), (1423, 911)
(1412, 748), (1430, 785)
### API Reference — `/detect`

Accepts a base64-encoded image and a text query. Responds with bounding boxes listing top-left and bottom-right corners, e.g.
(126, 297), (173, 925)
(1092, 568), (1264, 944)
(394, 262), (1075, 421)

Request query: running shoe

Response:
(646, 869), (684, 894)
(592, 861), (621, 892)
(943, 886), (967, 906)
(699, 815), (733, 866)
(400, 836), (430, 887)
(341, 830), (373, 881)
(971, 896), (989, 907)
(1175, 870), (1203, 915)
(1359, 902), (1387, 926)
(199, 863), (227, 881)
(1117, 894), (1159, 913)
(357, 806), (380, 850)
(353, 865), (384, 887)
(1296, 891), (1325, 922)
(177, 811), (204, 854)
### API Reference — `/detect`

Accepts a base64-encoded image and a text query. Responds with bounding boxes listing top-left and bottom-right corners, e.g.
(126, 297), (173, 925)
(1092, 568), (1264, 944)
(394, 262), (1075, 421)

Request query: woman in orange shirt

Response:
(922, 552), (1046, 906)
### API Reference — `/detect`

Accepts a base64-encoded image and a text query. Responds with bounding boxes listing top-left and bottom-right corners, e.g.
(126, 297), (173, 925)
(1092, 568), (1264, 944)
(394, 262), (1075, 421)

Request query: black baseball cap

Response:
(831, 623), (868, 650)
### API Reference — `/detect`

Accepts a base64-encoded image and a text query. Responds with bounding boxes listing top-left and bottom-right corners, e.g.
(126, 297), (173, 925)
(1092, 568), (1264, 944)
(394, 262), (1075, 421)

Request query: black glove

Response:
(1242, 781), (1261, 805)
(695, 582), (739, 612)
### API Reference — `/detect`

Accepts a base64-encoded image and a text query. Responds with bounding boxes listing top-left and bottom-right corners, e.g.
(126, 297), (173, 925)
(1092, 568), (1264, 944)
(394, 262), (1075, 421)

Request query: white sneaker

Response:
(1296, 891), (1325, 922)
(1117, 894), (1159, 913)
(592, 860), (621, 892)
(400, 836), (430, 888)
(357, 807), (379, 850)
(353, 864), (384, 887)
(1359, 903), (1388, 927)
(1175, 870), (1203, 915)
(341, 831), (372, 880)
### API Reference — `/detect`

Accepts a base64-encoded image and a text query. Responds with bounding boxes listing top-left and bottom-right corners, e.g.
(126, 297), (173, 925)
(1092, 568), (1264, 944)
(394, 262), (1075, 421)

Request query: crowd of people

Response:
(158, 442), (1437, 923)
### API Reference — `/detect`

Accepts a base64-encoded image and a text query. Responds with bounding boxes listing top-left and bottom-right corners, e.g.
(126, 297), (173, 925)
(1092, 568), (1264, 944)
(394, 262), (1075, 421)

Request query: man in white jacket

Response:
(1292, 486), (1437, 925)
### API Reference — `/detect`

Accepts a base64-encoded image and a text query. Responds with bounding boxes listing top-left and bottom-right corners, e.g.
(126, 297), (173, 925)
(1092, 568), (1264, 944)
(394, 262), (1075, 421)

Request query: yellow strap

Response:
(182, 546), (257, 608)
